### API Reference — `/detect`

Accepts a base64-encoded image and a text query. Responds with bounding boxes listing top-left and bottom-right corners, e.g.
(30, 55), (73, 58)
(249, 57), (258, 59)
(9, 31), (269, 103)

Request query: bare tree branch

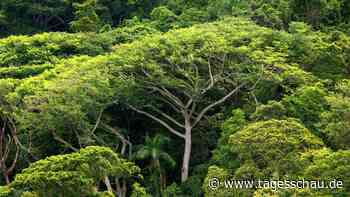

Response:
(149, 106), (186, 129)
(100, 123), (132, 158)
(3, 135), (11, 162)
(250, 92), (259, 106)
(8, 118), (38, 160)
(157, 97), (182, 114)
(149, 86), (185, 109)
(127, 104), (185, 139)
(91, 109), (104, 134)
(192, 82), (247, 128)
(208, 58), (214, 89)
(188, 102), (196, 118)
(51, 131), (78, 152)
(73, 130), (82, 148)
(200, 59), (226, 96)
(7, 139), (19, 174)
(161, 87), (185, 108)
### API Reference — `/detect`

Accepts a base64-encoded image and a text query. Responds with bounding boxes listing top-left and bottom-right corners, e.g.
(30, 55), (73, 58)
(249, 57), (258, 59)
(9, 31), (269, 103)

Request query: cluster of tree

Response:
(0, 146), (143, 197)
(0, 0), (157, 35)
(0, 0), (349, 196)
(205, 80), (350, 196)
(1, 0), (350, 37)
(0, 0), (209, 36)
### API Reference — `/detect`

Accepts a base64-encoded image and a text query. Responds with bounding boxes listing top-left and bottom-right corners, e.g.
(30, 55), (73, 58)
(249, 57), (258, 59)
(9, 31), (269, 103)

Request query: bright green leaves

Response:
(252, 2), (287, 29)
(70, 0), (104, 32)
(107, 23), (159, 44)
(211, 109), (246, 169)
(230, 119), (324, 179)
(149, 5), (211, 31)
(251, 85), (329, 134)
(299, 148), (350, 195)
(251, 101), (287, 121)
(207, 80), (350, 195)
(288, 22), (350, 80)
(0, 32), (114, 67)
(0, 23), (158, 80)
(10, 146), (140, 197)
(0, 64), (54, 79)
(317, 80), (350, 150)
(150, 6), (177, 31)
(0, 78), (20, 121)
(114, 17), (277, 108)
(282, 85), (328, 130)
(204, 119), (326, 196)
(203, 166), (236, 197)
(131, 182), (151, 197)
(0, 186), (13, 197)
(0, 13), (349, 196)
(13, 56), (114, 155)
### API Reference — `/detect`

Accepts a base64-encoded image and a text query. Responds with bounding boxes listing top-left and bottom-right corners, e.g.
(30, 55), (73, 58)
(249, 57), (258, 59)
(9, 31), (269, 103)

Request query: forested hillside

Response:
(0, 0), (349, 196)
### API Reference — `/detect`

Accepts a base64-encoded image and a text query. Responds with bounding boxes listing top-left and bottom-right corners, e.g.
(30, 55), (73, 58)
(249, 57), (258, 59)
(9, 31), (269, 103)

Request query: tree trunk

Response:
(115, 178), (127, 197)
(3, 171), (9, 185)
(181, 124), (192, 182)
(160, 172), (166, 192)
(156, 159), (165, 193)
(104, 176), (113, 193)
(115, 178), (122, 197)
(122, 180), (127, 197)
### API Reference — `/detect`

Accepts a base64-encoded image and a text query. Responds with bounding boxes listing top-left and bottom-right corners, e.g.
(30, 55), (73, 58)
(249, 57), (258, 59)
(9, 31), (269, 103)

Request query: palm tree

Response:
(134, 134), (175, 196)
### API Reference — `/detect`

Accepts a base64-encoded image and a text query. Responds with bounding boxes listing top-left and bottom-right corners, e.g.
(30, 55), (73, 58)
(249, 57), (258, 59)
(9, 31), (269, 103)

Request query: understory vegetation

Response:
(0, 0), (350, 196)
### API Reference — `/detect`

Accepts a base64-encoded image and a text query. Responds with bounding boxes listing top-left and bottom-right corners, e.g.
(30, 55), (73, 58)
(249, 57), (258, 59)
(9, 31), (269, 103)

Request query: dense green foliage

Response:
(9, 146), (140, 197)
(0, 0), (349, 196)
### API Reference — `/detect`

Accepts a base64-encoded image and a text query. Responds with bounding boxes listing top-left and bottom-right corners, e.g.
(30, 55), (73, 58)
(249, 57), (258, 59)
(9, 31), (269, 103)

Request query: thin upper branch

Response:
(100, 123), (131, 145)
(192, 82), (247, 128)
(189, 102), (197, 118)
(149, 86), (185, 109)
(3, 135), (11, 162)
(161, 87), (185, 108)
(127, 104), (185, 139)
(91, 109), (104, 134)
(199, 54), (218, 96)
(185, 98), (193, 109)
(7, 139), (19, 173)
(51, 131), (78, 152)
(157, 97), (182, 114)
(208, 58), (214, 89)
(8, 118), (38, 160)
(149, 106), (186, 129)
(100, 123), (132, 158)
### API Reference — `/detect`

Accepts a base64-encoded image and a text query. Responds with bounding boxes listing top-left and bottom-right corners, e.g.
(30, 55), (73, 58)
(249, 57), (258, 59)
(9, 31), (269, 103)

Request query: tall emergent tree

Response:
(123, 30), (263, 182)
